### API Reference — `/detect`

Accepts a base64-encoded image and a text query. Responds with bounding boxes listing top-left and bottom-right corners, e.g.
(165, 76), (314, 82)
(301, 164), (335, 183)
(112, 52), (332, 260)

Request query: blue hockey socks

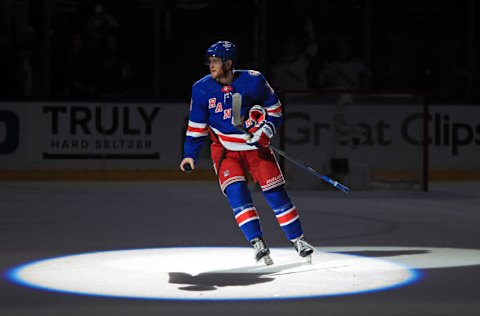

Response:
(263, 186), (303, 240)
(225, 182), (262, 242)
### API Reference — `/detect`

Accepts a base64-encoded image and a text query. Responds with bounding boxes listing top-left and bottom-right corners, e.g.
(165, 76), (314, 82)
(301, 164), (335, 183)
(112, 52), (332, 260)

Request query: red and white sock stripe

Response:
(276, 206), (299, 227)
(235, 207), (259, 227)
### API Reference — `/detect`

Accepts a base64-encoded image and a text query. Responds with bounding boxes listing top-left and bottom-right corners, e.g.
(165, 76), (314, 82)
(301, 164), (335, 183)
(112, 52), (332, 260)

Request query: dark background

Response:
(0, 0), (478, 103)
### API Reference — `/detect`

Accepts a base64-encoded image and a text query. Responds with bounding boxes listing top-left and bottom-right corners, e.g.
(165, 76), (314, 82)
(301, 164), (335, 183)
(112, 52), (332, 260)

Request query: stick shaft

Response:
(267, 145), (350, 193)
(231, 92), (349, 193)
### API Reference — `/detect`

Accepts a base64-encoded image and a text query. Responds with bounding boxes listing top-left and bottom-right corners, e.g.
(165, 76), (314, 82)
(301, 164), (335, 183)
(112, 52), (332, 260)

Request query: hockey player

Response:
(179, 41), (314, 265)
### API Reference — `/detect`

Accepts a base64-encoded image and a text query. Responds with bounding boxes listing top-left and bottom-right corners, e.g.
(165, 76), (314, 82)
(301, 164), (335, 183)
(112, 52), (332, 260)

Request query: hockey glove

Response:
(249, 105), (267, 125)
(246, 121), (275, 148)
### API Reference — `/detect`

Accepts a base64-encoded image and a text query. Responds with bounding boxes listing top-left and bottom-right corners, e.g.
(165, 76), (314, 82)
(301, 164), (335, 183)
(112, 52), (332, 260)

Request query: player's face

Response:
(207, 57), (226, 79)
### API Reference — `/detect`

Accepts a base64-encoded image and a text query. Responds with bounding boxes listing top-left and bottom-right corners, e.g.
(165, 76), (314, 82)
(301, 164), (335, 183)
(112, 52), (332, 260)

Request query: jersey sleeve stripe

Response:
(186, 120), (208, 137)
(188, 120), (208, 128)
(186, 131), (208, 137)
(266, 102), (283, 117)
(187, 126), (208, 133)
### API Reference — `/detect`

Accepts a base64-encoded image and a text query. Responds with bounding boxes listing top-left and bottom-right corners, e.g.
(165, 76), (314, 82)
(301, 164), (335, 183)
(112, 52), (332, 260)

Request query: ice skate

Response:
(251, 237), (274, 265)
(291, 235), (315, 263)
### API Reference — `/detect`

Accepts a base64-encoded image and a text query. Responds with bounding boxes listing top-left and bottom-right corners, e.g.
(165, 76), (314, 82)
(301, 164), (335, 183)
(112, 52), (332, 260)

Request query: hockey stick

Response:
(232, 93), (350, 193)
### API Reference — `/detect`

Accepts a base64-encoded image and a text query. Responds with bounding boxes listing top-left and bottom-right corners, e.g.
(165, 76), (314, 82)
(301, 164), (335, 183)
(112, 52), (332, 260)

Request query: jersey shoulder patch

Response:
(248, 70), (261, 77)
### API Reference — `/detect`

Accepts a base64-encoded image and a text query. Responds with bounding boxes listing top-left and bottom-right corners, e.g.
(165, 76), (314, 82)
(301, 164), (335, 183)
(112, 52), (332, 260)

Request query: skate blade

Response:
(263, 255), (274, 265)
(305, 255), (312, 264)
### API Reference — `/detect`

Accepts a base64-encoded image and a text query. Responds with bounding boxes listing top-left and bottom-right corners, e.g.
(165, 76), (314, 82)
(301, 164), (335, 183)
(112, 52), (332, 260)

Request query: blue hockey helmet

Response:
(206, 41), (239, 66)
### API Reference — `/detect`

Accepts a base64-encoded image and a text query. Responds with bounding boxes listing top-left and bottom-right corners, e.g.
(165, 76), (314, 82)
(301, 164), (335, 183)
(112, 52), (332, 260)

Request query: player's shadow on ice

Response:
(169, 262), (307, 291)
(169, 272), (273, 291)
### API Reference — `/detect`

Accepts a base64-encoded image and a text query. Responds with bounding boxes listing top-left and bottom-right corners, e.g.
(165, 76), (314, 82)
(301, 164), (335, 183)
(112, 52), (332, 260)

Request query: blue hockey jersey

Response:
(183, 69), (283, 161)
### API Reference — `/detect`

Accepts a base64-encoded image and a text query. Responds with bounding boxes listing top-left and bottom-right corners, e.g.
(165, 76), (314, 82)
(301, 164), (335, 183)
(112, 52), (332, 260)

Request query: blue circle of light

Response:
(4, 247), (422, 301)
